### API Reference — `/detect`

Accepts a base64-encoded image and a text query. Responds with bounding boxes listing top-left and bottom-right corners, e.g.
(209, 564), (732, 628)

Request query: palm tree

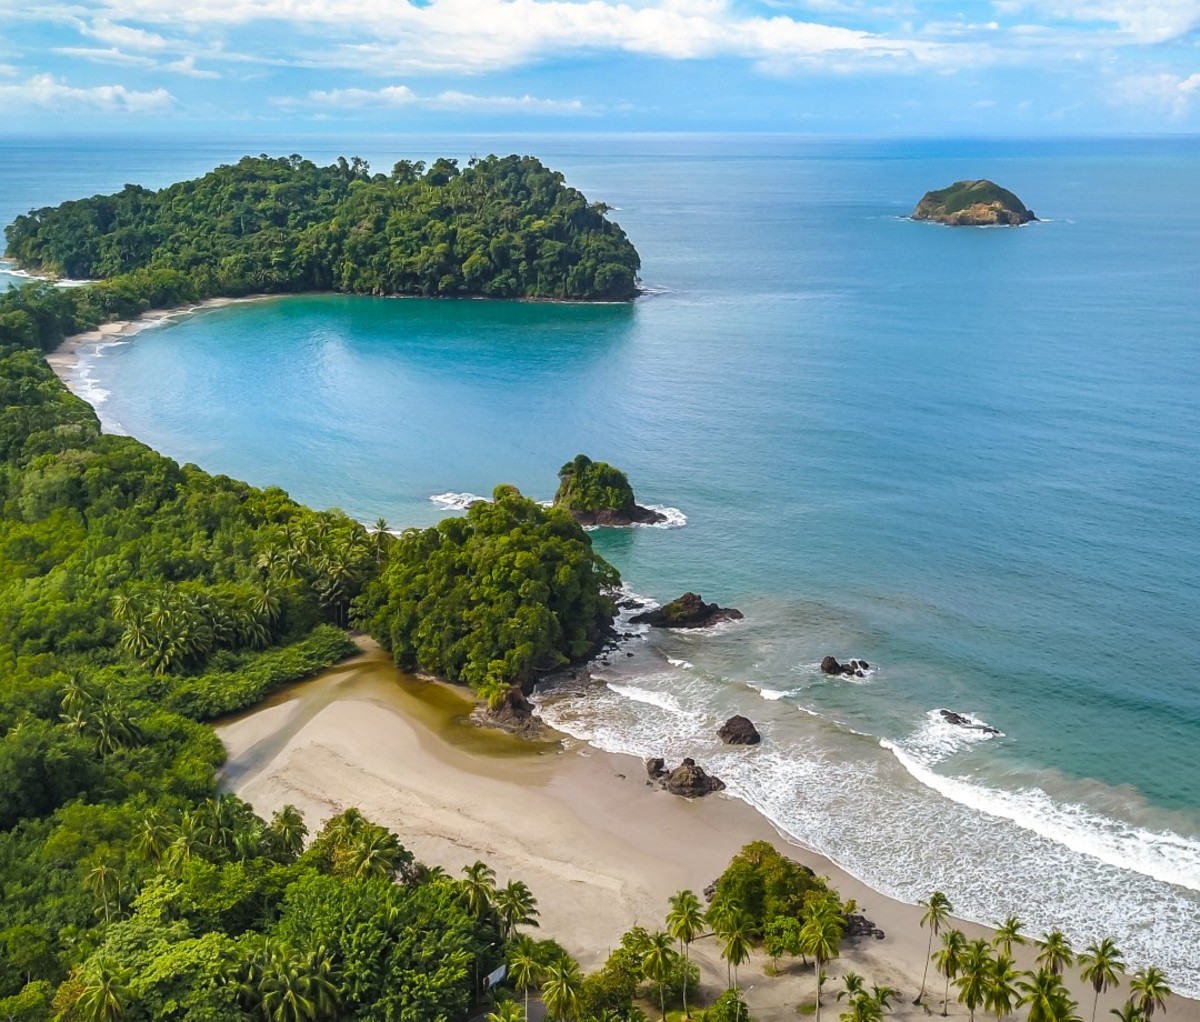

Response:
(1078, 939), (1125, 1022)
(933, 929), (967, 1017)
(258, 941), (338, 1022)
(721, 915), (754, 991)
(1129, 967), (1170, 1019)
(643, 931), (678, 1020)
(494, 880), (540, 941)
(955, 939), (994, 1022)
(1019, 968), (1077, 1022)
(486, 1003), (525, 1022)
(75, 959), (131, 1022)
(801, 904), (845, 1022)
(840, 994), (885, 1022)
(508, 935), (543, 1022)
(918, 892), (954, 1005)
(993, 916), (1026, 958)
(1036, 931), (1075, 977)
(706, 892), (740, 937)
(269, 805), (308, 860)
(85, 862), (119, 923)
(667, 889), (705, 1019)
(541, 956), (583, 1022)
(986, 953), (1020, 1022)
(1110, 1003), (1145, 1022)
(346, 826), (405, 880)
(839, 973), (867, 1002)
(460, 860), (498, 917)
(133, 812), (175, 862)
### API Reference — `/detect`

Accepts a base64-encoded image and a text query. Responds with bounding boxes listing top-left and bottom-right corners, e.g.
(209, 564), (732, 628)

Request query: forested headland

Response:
(4, 153), (641, 302)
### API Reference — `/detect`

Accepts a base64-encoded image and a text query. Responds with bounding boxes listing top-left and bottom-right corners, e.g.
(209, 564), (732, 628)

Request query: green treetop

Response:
(553, 455), (638, 516)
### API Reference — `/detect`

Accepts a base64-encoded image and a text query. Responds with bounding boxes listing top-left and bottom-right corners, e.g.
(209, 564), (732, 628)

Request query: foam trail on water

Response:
(429, 492), (487, 511)
(881, 739), (1200, 893)
(667, 657), (694, 669)
(605, 682), (684, 714)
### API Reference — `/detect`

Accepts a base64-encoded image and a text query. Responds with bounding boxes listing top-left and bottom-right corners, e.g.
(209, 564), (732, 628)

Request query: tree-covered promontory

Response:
(355, 484), (620, 705)
(4, 153), (641, 301)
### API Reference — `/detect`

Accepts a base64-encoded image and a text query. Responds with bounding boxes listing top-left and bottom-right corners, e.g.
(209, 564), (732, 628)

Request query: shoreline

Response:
(45, 295), (275, 393)
(216, 644), (1199, 1021)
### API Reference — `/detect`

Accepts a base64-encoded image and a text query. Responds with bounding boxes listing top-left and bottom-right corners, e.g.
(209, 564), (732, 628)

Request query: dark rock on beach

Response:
(718, 715), (761, 745)
(632, 592), (744, 629)
(476, 685), (543, 738)
(571, 504), (667, 527)
(939, 709), (1000, 735)
(845, 913), (886, 941)
(646, 756), (726, 798)
(820, 656), (871, 678)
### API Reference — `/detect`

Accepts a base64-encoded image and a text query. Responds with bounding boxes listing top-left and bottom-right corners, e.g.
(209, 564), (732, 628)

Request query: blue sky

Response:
(0, 0), (1198, 134)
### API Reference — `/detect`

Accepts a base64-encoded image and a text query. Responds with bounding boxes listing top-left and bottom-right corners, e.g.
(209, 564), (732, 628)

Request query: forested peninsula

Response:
(3, 153), (641, 302)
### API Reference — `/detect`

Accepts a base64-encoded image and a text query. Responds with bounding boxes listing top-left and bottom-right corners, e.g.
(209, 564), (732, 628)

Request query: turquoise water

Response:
(6, 135), (1200, 990)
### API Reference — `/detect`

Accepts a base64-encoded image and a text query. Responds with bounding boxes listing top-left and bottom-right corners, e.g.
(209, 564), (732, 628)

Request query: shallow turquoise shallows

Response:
(8, 134), (1200, 992)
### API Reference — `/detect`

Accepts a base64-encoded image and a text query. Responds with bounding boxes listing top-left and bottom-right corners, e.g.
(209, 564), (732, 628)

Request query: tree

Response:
(541, 956), (583, 1022)
(258, 941), (339, 1022)
(985, 954), (1020, 1022)
(72, 959), (131, 1022)
(1018, 968), (1078, 1022)
(487, 1003), (525, 1022)
(1110, 1003), (1145, 1022)
(800, 904), (844, 1022)
(509, 935), (543, 1022)
(1078, 939), (1125, 1022)
(642, 931), (678, 1021)
(918, 892), (953, 1005)
(460, 860), (498, 918)
(933, 929), (967, 1017)
(955, 939), (994, 1022)
(667, 889), (704, 1018)
(838, 973), (867, 1002)
(268, 805), (308, 860)
(993, 916), (1026, 957)
(721, 917), (753, 992)
(1129, 967), (1170, 1019)
(1036, 931), (1075, 977)
(494, 880), (540, 941)
(84, 862), (119, 923)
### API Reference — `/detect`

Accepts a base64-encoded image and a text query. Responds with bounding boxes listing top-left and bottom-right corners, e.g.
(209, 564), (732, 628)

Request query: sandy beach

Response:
(216, 643), (1199, 1022)
(46, 295), (272, 393)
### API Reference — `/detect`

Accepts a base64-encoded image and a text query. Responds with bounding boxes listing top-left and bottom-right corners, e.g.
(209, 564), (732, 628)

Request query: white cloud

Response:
(0, 73), (174, 111)
(283, 83), (585, 113)
(1113, 70), (1200, 118)
(993, 0), (1200, 44)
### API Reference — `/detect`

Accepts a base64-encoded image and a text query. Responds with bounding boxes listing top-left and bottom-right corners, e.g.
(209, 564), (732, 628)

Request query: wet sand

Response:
(215, 643), (1199, 1022)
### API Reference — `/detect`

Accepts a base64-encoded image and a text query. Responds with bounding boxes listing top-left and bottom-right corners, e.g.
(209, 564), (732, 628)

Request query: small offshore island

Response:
(912, 180), (1037, 226)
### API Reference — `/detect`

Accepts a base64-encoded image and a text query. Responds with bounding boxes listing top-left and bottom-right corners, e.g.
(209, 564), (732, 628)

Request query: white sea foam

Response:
(666, 657), (694, 669)
(881, 738), (1200, 894)
(640, 505), (687, 528)
(605, 682), (684, 714)
(755, 686), (792, 701)
(429, 491), (487, 511)
(899, 708), (1003, 764)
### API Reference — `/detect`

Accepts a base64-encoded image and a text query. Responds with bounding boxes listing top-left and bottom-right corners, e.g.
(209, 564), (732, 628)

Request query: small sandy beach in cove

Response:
(215, 643), (1199, 1022)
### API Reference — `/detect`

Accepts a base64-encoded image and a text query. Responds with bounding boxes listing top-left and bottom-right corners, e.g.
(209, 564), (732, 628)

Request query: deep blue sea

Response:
(3, 134), (1199, 992)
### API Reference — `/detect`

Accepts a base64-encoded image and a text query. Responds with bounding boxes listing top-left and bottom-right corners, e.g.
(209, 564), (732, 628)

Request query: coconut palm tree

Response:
(667, 889), (705, 1018)
(993, 916), (1027, 958)
(1129, 967), (1170, 1019)
(918, 892), (954, 1005)
(494, 880), (540, 941)
(643, 931), (679, 1020)
(986, 954), (1020, 1021)
(1019, 968), (1077, 1022)
(933, 929), (967, 1017)
(268, 805), (308, 861)
(258, 941), (338, 1022)
(838, 973), (867, 1002)
(508, 935), (542, 1022)
(133, 811), (175, 863)
(721, 916), (754, 991)
(486, 1003), (525, 1022)
(801, 904), (845, 1022)
(1078, 939), (1125, 1022)
(1036, 931), (1074, 977)
(955, 939), (994, 1022)
(706, 893), (740, 937)
(1110, 1004), (1144, 1022)
(85, 862), (119, 923)
(460, 860), (498, 918)
(840, 993), (885, 1022)
(541, 956), (583, 1022)
(75, 959), (131, 1022)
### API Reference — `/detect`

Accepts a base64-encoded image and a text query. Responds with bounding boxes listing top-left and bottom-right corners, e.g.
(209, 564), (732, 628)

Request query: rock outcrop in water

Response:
(554, 453), (666, 526)
(718, 715), (761, 745)
(632, 592), (743, 629)
(475, 685), (543, 738)
(939, 709), (1000, 735)
(820, 656), (870, 678)
(912, 180), (1036, 226)
(646, 757), (727, 797)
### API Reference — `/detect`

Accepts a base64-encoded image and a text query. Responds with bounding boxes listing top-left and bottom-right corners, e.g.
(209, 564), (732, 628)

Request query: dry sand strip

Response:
(215, 647), (1199, 1022)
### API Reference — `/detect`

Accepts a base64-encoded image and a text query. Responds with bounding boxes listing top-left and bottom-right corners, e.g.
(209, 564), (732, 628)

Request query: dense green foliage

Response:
(710, 841), (836, 938)
(356, 484), (619, 704)
(918, 179), (1030, 216)
(553, 454), (638, 516)
(5, 153), (641, 301)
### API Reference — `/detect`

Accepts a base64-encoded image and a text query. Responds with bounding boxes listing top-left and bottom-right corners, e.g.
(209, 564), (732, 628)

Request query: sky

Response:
(0, 0), (1198, 134)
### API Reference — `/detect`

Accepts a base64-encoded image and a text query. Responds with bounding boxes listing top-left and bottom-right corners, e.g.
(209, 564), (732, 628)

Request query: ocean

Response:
(3, 133), (1198, 992)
